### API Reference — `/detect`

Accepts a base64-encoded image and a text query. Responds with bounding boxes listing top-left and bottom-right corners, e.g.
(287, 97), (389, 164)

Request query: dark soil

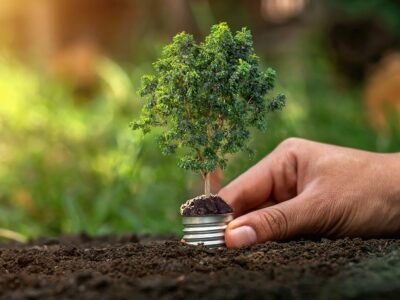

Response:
(180, 194), (233, 216)
(0, 234), (399, 300)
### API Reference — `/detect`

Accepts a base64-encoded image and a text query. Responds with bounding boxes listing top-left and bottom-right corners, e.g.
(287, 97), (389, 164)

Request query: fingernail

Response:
(227, 226), (257, 248)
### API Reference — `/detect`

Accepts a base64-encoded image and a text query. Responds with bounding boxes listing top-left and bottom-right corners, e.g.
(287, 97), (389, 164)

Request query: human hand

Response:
(219, 138), (400, 248)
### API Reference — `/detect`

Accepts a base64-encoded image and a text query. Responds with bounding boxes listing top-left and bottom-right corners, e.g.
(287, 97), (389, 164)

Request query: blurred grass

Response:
(0, 29), (399, 239)
(0, 54), (190, 237)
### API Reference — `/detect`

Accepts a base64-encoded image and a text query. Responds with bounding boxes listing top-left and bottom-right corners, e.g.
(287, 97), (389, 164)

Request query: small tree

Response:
(131, 23), (285, 197)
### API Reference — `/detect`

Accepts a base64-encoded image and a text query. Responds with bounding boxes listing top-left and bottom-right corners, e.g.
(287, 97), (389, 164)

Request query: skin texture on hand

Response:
(219, 138), (400, 248)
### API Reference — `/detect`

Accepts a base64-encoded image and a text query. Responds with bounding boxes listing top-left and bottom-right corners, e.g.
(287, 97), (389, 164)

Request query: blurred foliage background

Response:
(0, 0), (399, 240)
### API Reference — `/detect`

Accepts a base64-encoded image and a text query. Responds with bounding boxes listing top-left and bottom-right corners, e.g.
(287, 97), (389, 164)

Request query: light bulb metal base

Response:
(182, 213), (233, 248)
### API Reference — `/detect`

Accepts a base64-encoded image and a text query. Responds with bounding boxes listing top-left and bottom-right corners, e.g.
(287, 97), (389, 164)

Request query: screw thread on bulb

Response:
(182, 213), (233, 248)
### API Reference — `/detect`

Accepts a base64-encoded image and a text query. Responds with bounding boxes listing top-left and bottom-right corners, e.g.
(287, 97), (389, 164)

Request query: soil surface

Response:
(180, 194), (233, 216)
(0, 234), (399, 300)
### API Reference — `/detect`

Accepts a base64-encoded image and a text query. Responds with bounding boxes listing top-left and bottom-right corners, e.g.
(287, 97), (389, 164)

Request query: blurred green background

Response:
(0, 0), (399, 240)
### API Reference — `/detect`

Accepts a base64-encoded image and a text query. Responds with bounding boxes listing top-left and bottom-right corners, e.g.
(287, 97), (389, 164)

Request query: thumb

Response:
(225, 194), (318, 248)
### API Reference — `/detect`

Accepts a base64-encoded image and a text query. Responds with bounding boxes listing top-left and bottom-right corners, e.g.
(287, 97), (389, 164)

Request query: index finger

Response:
(218, 141), (298, 217)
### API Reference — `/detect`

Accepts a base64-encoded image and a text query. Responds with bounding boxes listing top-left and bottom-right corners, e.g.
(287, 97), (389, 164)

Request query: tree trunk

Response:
(204, 172), (211, 197)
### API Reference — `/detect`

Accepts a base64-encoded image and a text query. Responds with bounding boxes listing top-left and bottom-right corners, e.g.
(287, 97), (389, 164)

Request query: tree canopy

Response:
(131, 22), (285, 178)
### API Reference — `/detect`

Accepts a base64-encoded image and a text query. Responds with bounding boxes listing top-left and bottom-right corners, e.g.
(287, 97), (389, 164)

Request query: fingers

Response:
(218, 138), (299, 217)
(218, 156), (274, 216)
(225, 192), (320, 248)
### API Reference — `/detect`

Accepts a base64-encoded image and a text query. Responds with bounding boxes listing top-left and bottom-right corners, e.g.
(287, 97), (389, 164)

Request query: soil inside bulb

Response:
(180, 194), (233, 216)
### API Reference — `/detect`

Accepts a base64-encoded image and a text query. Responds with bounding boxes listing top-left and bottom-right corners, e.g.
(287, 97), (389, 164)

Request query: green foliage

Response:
(0, 56), (189, 237)
(132, 23), (285, 175)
